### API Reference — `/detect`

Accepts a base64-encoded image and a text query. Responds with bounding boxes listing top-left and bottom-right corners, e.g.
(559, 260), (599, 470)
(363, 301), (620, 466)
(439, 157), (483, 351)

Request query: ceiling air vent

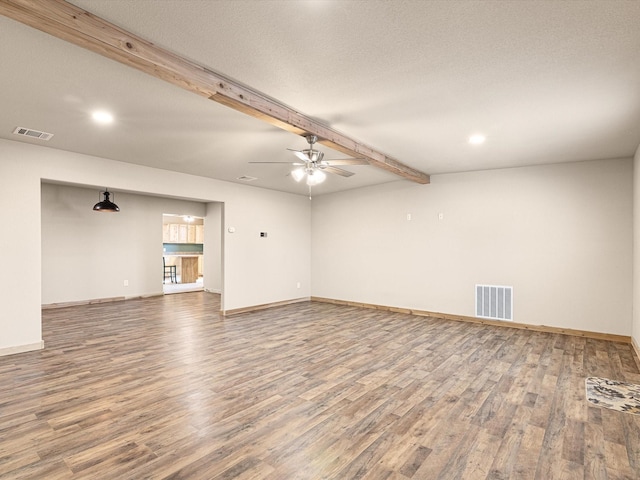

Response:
(237, 175), (258, 182)
(13, 126), (54, 141)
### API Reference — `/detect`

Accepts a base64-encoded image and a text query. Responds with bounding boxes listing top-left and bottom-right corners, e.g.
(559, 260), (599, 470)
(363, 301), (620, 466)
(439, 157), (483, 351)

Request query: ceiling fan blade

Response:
(323, 166), (355, 177)
(325, 158), (369, 166)
(292, 151), (311, 162)
(287, 148), (310, 158)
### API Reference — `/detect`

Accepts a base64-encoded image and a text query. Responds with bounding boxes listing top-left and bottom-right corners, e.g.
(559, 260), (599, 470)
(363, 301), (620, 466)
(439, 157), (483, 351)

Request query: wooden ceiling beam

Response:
(0, 0), (430, 184)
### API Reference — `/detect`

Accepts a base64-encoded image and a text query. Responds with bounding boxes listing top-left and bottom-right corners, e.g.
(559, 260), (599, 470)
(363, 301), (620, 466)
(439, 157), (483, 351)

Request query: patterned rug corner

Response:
(585, 377), (640, 415)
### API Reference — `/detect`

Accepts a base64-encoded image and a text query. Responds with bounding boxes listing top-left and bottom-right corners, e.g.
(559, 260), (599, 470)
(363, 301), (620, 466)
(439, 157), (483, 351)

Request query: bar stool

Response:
(163, 257), (177, 283)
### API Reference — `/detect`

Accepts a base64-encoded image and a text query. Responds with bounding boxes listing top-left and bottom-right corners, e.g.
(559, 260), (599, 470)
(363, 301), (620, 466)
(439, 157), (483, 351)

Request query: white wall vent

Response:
(13, 126), (54, 141)
(475, 284), (513, 321)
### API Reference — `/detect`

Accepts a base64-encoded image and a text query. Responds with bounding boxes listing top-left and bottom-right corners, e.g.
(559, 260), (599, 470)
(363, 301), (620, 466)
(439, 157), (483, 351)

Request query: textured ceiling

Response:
(1, 0), (639, 196)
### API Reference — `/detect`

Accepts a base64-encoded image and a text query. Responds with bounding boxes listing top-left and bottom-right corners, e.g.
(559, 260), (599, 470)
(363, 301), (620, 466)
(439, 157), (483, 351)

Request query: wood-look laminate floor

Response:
(1, 293), (639, 479)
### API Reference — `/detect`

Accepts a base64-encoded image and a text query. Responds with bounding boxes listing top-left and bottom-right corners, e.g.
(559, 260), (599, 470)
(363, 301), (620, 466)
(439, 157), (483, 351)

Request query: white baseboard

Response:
(0, 341), (44, 357)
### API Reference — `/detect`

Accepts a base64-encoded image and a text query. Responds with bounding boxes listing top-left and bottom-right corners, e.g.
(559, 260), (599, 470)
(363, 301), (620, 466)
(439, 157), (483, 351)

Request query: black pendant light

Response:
(93, 188), (120, 212)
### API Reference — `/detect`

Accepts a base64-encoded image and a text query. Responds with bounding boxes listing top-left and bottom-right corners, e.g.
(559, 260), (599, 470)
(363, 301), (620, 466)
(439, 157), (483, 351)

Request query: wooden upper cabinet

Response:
(169, 224), (180, 243)
(163, 223), (204, 244)
(178, 224), (188, 243)
(187, 225), (196, 243)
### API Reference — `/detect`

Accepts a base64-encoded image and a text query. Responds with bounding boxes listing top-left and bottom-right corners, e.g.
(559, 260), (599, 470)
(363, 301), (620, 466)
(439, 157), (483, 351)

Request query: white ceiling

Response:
(1, 0), (639, 196)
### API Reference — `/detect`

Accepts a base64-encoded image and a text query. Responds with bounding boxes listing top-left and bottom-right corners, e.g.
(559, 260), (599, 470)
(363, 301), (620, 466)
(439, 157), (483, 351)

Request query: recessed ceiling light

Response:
(92, 110), (114, 124)
(468, 134), (486, 145)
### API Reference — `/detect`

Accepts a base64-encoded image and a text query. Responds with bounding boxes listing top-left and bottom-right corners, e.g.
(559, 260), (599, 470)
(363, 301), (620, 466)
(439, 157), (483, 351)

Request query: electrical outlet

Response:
(297, 282), (301, 289)
(407, 213), (412, 221)
(123, 280), (129, 287)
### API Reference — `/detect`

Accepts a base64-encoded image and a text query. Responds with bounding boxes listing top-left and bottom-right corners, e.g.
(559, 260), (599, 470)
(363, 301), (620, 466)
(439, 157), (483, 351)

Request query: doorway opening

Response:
(162, 214), (204, 294)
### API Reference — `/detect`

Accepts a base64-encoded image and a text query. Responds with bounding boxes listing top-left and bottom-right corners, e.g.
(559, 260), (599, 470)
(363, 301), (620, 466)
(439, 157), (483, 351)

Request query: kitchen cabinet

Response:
(181, 256), (199, 283)
(163, 223), (204, 244)
(169, 224), (180, 243)
(178, 225), (188, 243)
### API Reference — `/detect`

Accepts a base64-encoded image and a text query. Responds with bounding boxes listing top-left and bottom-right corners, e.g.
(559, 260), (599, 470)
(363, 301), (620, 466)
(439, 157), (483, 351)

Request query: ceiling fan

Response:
(251, 135), (369, 186)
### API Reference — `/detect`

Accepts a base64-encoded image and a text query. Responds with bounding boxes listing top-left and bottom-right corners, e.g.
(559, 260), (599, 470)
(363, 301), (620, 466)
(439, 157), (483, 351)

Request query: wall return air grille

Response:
(476, 284), (513, 321)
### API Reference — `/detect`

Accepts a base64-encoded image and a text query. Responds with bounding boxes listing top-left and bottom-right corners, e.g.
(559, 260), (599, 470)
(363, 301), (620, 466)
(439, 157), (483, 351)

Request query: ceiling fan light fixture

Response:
(306, 169), (326, 186)
(284, 135), (357, 187)
(291, 168), (306, 182)
(93, 188), (120, 212)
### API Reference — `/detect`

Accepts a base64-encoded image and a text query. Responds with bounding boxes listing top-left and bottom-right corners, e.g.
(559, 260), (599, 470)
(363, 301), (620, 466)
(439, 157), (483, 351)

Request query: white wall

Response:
(204, 202), (223, 294)
(0, 139), (311, 353)
(41, 184), (207, 304)
(633, 145), (640, 349)
(3, 136), (633, 355)
(0, 150), (42, 353)
(312, 158), (633, 336)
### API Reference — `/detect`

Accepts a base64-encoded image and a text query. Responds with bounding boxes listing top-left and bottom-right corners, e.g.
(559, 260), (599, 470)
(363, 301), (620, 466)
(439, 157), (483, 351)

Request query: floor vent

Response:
(13, 126), (54, 141)
(476, 284), (513, 321)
